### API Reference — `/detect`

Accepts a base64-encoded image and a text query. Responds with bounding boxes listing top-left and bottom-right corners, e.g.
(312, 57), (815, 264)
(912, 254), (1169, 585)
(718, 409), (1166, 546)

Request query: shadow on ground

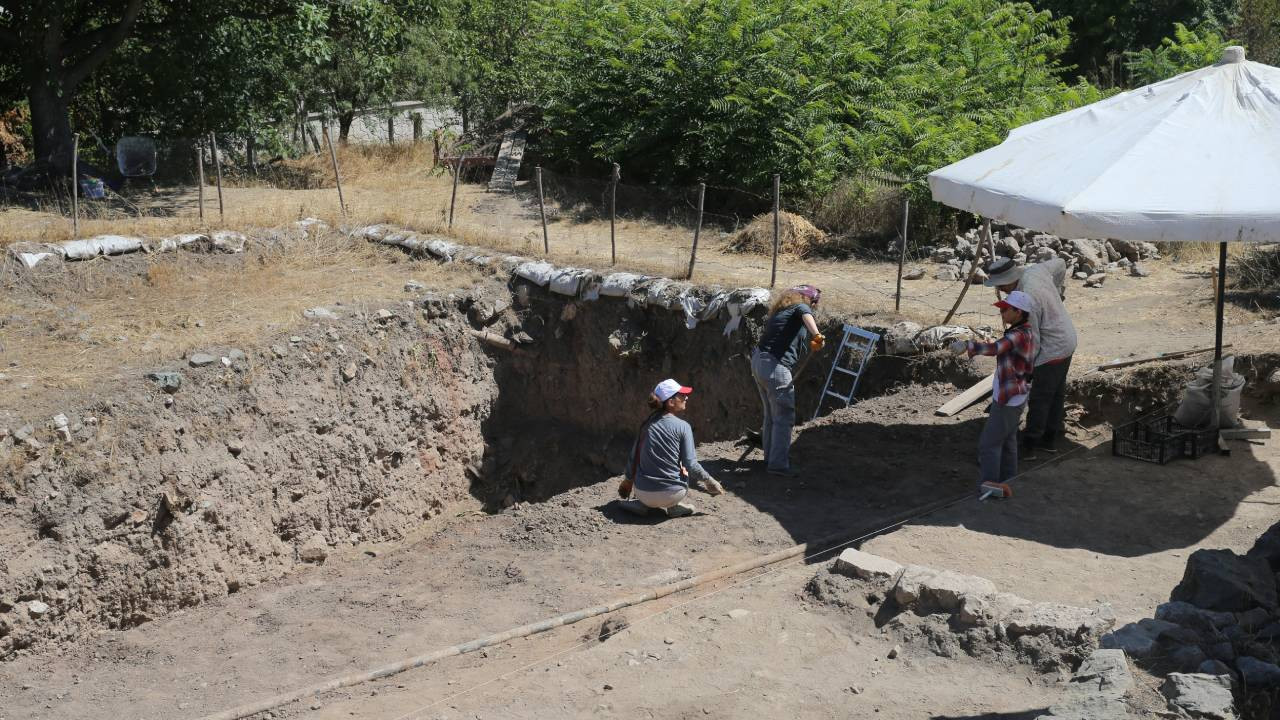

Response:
(711, 402), (1277, 559)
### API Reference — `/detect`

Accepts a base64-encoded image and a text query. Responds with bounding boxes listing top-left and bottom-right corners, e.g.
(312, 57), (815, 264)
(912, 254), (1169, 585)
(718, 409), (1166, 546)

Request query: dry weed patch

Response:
(1, 232), (485, 398)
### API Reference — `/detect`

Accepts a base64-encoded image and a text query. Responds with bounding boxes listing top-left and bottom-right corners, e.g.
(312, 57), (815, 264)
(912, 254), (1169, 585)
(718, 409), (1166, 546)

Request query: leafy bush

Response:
(1124, 23), (1235, 85)
(527, 0), (1103, 204)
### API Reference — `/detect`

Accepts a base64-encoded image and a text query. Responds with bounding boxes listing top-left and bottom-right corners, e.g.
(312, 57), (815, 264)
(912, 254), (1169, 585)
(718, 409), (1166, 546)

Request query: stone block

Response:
(1236, 656), (1280, 687)
(832, 549), (903, 584)
(1156, 601), (1236, 630)
(1172, 549), (1277, 612)
(890, 565), (996, 612)
(956, 592), (1030, 626)
(1162, 673), (1237, 720)
(1007, 602), (1115, 640)
(1100, 619), (1178, 659)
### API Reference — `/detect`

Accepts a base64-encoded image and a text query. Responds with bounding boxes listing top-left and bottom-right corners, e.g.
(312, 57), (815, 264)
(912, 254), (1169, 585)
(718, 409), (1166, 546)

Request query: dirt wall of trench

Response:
(0, 300), (503, 659)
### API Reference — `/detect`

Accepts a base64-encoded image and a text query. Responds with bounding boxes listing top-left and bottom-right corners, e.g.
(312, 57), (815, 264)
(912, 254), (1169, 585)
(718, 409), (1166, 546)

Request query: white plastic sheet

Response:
(549, 268), (591, 297)
(929, 47), (1280, 244)
(210, 231), (246, 253)
(722, 288), (772, 335)
(425, 238), (460, 261)
(514, 261), (556, 286)
(600, 273), (644, 298)
(61, 235), (145, 260)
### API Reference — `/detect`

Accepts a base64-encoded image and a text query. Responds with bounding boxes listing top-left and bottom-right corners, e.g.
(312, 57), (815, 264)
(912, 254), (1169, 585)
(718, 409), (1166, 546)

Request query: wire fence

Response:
(15, 124), (990, 324)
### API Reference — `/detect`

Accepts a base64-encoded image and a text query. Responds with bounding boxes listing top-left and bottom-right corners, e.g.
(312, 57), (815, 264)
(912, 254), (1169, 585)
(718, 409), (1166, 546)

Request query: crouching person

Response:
(618, 379), (724, 518)
(951, 290), (1036, 498)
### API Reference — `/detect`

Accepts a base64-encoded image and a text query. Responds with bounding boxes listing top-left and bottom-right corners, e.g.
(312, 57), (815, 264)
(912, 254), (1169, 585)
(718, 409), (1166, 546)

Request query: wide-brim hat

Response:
(983, 257), (1024, 287)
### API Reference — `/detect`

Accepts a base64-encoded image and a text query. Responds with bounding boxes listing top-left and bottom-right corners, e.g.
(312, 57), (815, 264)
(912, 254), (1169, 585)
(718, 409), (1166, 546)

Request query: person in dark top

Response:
(750, 285), (825, 476)
(618, 379), (724, 517)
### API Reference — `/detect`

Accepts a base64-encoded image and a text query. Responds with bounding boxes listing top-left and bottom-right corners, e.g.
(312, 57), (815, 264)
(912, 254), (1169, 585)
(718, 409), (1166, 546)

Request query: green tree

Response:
(529, 0), (1101, 200)
(1124, 23), (1234, 85)
(1230, 0), (1280, 65)
(1029, 0), (1236, 84)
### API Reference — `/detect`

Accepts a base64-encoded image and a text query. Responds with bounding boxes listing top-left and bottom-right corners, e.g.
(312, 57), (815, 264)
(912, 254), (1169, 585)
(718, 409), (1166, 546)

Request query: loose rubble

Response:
(919, 226), (1160, 288)
(810, 548), (1115, 672)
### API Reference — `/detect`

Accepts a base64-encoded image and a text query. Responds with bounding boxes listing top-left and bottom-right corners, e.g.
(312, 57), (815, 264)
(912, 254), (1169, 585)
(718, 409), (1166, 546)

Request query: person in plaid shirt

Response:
(951, 290), (1036, 496)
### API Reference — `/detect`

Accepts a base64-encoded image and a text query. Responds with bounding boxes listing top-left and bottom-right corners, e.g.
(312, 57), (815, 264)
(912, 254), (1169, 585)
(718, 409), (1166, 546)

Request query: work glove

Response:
(618, 477), (633, 499)
(809, 334), (826, 352)
(948, 340), (969, 355)
(701, 475), (725, 496)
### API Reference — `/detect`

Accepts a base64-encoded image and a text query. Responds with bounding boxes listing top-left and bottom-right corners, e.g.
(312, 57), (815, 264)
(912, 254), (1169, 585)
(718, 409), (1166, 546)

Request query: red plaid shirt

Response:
(968, 322), (1035, 405)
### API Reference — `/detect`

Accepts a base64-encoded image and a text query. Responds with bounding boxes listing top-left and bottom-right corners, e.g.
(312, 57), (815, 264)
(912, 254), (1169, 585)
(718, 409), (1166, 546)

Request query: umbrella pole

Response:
(1211, 241), (1227, 429)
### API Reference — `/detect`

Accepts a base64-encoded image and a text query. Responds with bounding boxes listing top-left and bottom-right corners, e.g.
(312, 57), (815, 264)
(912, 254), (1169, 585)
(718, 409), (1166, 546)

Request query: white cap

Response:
(653, 378), (693, 402)
(994, 289), (1035, 314)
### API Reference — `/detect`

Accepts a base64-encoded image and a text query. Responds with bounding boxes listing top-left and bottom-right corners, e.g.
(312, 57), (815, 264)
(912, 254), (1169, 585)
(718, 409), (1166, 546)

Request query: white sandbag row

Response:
(7, 229), (250, 269)
(353, 223), (776, 335)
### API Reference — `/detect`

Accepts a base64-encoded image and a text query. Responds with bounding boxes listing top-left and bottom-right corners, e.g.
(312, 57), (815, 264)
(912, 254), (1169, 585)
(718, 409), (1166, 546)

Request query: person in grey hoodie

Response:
(619, 379), (724, 518)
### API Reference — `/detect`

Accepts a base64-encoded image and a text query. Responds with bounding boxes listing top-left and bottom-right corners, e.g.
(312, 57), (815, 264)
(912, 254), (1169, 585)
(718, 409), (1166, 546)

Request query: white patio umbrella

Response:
(927, 46), (1280, 428)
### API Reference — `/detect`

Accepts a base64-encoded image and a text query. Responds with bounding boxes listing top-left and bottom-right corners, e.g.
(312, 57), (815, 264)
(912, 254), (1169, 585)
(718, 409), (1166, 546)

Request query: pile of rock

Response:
(1101, 521), (1280, 719)
(913, 226), (1161, 287)
(812, 548), (1115, 672)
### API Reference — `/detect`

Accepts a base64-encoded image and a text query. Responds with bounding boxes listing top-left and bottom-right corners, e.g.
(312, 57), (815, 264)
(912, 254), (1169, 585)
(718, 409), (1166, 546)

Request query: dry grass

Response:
(0, 143), (449, 247)
(1, 231), (486, 404)
(722, 211), (828, 258)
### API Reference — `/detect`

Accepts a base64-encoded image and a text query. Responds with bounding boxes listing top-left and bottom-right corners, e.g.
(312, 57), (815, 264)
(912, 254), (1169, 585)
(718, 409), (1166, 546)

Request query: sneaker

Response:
(1020, 440), (1040, 461)
(665, 503), (696, 518)
(619, 499), (651, 516)
(767, 467), (801, 478)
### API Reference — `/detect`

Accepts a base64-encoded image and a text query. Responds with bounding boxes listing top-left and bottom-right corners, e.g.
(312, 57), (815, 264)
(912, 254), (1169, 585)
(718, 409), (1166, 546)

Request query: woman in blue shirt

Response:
(751, 285), (824, 476)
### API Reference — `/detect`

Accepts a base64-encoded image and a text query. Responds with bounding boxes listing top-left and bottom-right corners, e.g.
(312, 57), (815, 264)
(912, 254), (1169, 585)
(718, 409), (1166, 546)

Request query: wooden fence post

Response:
(770, 173), (781, 288)
(895, 199), (910, 312)
(209, 132), (225, 221)
(610, 163), (619, 265)
(687, 182), (706, 279)
(71, 133), (79, 238)
(942, 218), (991, 325)
(448, 152), (465, 228)
(536, 166), (549, 254)
(324, 122), (347, 217)
(196, 140), (205, 222)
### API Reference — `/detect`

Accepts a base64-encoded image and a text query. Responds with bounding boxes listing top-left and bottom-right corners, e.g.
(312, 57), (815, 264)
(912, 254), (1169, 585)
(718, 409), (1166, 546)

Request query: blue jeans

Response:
(751, 348), (796, 471)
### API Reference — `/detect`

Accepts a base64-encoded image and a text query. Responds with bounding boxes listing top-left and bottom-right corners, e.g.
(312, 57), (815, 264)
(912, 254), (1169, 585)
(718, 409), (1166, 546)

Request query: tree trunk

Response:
(29, 77), (76, 174)
(338, 112), (355, 145)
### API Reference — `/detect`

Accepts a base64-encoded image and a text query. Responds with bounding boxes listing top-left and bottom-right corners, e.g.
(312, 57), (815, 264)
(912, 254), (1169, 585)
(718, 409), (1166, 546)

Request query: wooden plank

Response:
(1095, 344), (1231, 372)
(487, 130), (527, 192)
(1220, 427), (1271, 441)
(935, 374), (994, 417)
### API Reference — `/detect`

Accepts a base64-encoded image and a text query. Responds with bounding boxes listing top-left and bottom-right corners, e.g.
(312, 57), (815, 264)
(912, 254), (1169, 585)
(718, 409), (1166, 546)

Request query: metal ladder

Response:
(812, 324), (881, 420)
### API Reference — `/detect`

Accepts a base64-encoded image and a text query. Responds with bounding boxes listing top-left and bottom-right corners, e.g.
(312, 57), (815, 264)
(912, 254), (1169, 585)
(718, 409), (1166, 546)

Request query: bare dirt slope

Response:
(2, 383), (1274, 719)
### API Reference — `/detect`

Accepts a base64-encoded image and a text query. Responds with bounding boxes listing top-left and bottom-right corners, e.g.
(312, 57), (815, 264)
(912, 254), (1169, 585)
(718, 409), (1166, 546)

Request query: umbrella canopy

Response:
(928, 46), (1280, 245)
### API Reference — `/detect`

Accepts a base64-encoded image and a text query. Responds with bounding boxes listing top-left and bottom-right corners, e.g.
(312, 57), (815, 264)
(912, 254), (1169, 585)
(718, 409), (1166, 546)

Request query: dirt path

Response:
(2, 385), (1274, 719)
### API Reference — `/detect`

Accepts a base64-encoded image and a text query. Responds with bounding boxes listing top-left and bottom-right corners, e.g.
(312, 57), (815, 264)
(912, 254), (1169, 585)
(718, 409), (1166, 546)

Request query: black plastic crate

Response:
(1112, 415), (1188, 464)
(1171, 420), (1219, 459)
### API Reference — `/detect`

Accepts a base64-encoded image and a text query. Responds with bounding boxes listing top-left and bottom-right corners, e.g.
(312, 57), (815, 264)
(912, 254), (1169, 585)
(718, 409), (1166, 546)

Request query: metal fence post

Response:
(209, 132), (225, 221)
(770, 173), (781, 288)
(195, 140), (205, 223)
(449, 152), (465, 228)
(536, 166), (549, 254)
(71, 133), (79, 239)
(324, 122), (347, 218)
(610, 163), (620, 265)
(687, 182), (706, 279)
(895, 199), (910, 312)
